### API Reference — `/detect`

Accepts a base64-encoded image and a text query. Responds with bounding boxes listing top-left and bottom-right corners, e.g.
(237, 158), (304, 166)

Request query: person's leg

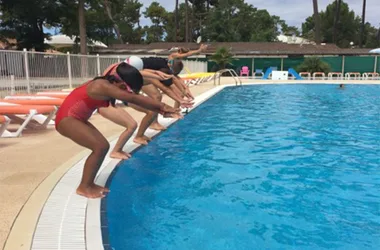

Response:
(141, 83), (167, 131)
(56, 117), (110, 199)
(128, 102), (155, 145)
(98, 106), (138, 159)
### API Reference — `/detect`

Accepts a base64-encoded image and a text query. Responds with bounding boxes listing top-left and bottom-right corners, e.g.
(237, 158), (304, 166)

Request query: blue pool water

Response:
(105, 84), (380, 250)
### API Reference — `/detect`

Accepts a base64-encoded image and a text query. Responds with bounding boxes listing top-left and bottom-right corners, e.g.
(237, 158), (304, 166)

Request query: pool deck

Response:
(1, 79), (379, 250)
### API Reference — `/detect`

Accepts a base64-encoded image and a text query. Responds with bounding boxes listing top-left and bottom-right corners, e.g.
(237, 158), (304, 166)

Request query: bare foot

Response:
(110, 151), (130, 160)
(76, 184), (109, 199)
(143, 135), (152, 141)
(134, 137), (148, 145)
(149, 122), (166, 131)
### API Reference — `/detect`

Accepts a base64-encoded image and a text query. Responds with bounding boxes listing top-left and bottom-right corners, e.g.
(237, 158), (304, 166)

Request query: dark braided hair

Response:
(95, 62), (143, 106)
(116, 62), (143, 94)
(92, 75), (121, 107)
(171, 60), (184, 76)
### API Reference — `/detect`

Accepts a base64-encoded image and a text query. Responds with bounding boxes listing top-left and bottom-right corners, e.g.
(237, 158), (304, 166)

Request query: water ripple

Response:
(107, 84), (380, 250)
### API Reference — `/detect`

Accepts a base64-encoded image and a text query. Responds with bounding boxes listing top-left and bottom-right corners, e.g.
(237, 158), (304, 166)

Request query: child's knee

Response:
(153, 92), (162, 101)
(94, 140), (110, 154)
(129, 120), (138, 131)
(146, 111), (157, 122)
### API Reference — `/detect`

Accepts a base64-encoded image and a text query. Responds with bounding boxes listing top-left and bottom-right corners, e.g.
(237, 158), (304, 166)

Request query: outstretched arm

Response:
(140, 69), (172, 81)
(149, 79), (182, 102)
(149, 79), (193, 108)
(91, 80), (177, 114)
(171, 44), (208, 59)
(173, 77), (194, 100)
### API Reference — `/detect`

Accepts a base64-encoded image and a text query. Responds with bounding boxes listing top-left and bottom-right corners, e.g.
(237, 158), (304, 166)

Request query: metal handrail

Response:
(213, 69), (242, 86)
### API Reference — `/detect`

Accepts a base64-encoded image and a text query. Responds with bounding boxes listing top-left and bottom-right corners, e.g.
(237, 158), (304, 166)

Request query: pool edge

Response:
(93, 84), (230, 250)
(11, 81), (377, 250)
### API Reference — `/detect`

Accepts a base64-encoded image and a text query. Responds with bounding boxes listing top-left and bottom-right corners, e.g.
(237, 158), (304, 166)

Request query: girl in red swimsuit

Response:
(55, 62), (180, 199)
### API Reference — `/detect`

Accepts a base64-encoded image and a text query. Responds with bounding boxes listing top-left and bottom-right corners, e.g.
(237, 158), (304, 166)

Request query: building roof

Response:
(277, 35), (314, 45)
(94, 42), (377, 56)
(44, 35), (108, 48)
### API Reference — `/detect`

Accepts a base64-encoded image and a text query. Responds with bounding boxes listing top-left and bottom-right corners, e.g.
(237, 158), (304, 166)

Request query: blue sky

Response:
(140, 0), (379, 28)
(44, 0), (379, 35)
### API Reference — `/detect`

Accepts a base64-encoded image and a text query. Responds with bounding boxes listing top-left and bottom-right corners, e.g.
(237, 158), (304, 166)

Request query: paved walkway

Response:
(0, 79), (223, 250)
(1, 79), (379, 249)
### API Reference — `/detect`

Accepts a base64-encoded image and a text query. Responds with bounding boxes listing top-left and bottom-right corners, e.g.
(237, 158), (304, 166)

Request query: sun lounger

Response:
(36, 93), (68, 99)
(0, 103), (57, 137)
(4, 95), (61, 100)
(2, 97), (63, 124)
(61, 88), (74, 92)
(1, 98), (64, 106)
(0, 115), (11, 138)
(37, 91), (69, 97)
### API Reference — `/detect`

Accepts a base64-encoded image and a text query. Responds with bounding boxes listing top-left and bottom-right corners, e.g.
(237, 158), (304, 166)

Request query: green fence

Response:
(320, 57), (343, 72)
(282, 57), (304, 71)
(207, 55), (379, 75)
(344, 56), (376, 73)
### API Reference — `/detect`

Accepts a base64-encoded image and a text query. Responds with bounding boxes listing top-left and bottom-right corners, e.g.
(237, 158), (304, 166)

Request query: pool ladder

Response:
(214, 69), (242, 86)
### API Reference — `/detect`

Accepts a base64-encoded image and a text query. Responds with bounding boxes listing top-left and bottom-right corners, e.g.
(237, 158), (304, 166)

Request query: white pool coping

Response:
(30, 81), (380, 250)
(30, 83), (227, 250)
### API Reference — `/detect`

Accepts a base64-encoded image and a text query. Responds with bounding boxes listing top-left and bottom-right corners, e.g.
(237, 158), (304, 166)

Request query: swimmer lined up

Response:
(56, 45), (209, 199)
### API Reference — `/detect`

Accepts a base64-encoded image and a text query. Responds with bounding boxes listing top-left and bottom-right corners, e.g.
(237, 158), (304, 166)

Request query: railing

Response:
(0, 49), (208, 98)
(214, 69), (242, 86)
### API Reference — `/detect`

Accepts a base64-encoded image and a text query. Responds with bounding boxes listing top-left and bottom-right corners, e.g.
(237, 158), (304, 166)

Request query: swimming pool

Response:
(104, 84), (380, 250)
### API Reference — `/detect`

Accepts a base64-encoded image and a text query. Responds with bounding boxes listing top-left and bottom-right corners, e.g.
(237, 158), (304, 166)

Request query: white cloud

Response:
(138, 0), (379, 28)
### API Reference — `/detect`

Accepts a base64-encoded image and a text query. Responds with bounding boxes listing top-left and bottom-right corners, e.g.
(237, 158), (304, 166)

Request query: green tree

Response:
(333, 0), (342, 44)
(359, 0), (366, 47)
(106, 0), (143, 44)
(302, 1), (361, 47)
(185, 0), (189, 42)
(209, 46), (234, 70)
(280, 22), (300, 36)
(250, 11), (281, 42)
(165, 3), (189, 42)
(58, 0), (143, 46)
(174, 0), (179, 41)
(312, 0), (321, 44)
(296, 57), (331, 74)
(203, 0), (281, 42)
(203, 0), (235, 42)
(103, 0), (123, 43)
(143, 2), (167, 43)
(58, 0), (114, 48)
(363, 23), (380, 48)
(187, 0), (218, 39)
(0, 0), (61, 51)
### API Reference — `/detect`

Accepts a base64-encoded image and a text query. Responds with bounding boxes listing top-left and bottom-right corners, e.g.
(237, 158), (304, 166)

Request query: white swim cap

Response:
(125, 56), (143, 70)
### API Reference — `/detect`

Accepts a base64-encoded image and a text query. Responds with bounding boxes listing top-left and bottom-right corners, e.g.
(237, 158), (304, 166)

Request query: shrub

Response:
(296, 57), (331, 74)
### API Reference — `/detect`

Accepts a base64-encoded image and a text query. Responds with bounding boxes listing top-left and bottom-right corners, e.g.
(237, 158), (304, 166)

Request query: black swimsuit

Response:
(142, 57), (174, 87)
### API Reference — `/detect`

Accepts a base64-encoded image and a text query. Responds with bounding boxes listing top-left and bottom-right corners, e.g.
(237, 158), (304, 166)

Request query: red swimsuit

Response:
(55, 81), (109, 129)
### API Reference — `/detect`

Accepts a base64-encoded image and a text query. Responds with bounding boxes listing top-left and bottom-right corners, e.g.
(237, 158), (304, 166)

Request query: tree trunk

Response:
(333, 0), (341, 44)
(359, 0), (366, 48)
(312, 0), (321, 45)
(78, 0), (88, 78)
(104, 0), (123, 44)
(78, 0), (87, 55)
(185, 0), (189, 42)
(36, 21), (45, 52)
(175, 0), (179, 42)
(190, 4), (195, 42)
